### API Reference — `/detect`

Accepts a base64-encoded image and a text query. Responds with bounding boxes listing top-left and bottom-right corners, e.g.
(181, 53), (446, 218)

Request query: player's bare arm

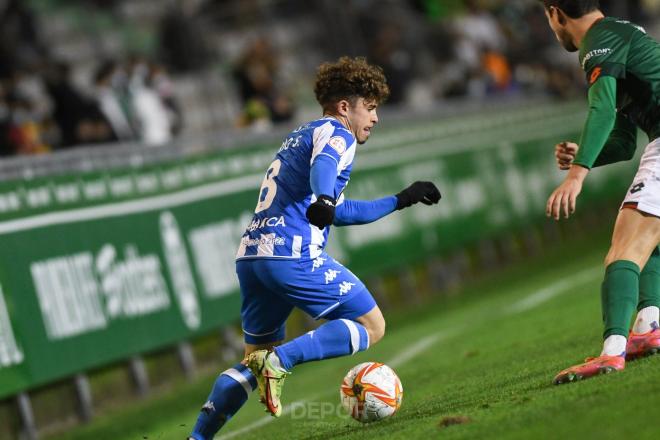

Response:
(546, 164), (588, 220)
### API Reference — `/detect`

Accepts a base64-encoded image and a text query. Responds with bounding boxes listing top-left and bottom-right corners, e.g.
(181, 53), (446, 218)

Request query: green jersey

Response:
(574, 17), (660, 168)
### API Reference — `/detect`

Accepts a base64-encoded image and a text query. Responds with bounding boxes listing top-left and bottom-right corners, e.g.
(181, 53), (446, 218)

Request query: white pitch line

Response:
(507, 266), (602, 314)
(217, 396), (321, 440)
(215, 265), (601, 439)
(387, 331), (456, 369)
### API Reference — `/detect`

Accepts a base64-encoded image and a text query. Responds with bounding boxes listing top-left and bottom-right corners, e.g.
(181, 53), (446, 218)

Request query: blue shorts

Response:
(236, 253), (377, 344)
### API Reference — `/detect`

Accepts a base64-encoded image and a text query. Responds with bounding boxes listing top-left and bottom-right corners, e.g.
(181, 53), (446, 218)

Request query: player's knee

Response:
(605, 244), (650, 268)
(366, 318), (386, 346)
(604, 249), (632, 267)
(604, 251), (616, 268)
(356, 306), (386, 346)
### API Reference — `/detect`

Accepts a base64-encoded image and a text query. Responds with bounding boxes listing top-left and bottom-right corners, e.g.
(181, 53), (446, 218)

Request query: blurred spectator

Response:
(93, 60), (136, 142)
(158, 0), (211, 73)
(448, 0), (513, 97)
(453, 0), (507, 69)
(4, 91), (50, 156)
(0, 83), (11, 156)
(482, 51), (513, 92)
(128, 56), (173, 146)
(44, 62), (115, 147)
(233, 37), (294, 129)
(367, 23), (414, 105)
(0, 0), (47, 75)
(150, 61), (184, 137)
(43, 62), (85, 147)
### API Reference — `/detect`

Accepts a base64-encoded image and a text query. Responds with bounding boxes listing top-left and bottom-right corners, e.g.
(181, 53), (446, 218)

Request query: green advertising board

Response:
(0, 101), (639, 398)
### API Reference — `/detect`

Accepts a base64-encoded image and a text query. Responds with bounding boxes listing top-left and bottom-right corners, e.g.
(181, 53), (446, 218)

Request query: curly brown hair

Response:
(314, 57), (390, 113)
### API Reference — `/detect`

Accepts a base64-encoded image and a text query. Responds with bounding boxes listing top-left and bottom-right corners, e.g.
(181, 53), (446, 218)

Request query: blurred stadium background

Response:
(0, 0), (659, 439)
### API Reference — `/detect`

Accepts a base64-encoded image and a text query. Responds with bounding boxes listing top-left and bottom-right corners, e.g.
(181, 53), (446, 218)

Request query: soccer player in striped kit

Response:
(540, 0), (660, 384)
(188, 57), (440, 439)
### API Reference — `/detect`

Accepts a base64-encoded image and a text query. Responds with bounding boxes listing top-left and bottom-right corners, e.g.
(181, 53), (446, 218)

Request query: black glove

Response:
(306, 195), (336, 228)
(395, 181), (441, 210)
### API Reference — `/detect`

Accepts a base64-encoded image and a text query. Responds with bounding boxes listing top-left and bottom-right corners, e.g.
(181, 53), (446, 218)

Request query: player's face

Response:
(544, 8), (578, 52)
(347, 98), (379, 145)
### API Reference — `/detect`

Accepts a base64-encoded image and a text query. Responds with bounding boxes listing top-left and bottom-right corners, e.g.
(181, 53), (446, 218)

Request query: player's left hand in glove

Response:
(306, 194), (336, 228)
(396, 181), (441, 210)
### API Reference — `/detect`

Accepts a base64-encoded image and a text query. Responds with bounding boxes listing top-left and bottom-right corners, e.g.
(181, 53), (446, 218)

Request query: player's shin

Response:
(601, 260), (641, 355)
(633, 246), (660, 333)
(190, 364), (257, 440)
(274, 319), (369, 370)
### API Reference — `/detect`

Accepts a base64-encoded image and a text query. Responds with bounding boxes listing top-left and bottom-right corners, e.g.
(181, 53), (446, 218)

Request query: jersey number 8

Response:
(255, 159), (281, 213)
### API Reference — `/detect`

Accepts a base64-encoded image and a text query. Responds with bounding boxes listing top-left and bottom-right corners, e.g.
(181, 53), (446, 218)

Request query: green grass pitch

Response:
(48, 233), (660, 440)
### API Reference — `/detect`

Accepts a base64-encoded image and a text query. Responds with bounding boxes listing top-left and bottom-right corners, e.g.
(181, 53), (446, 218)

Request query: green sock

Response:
(638, 246), (660, 311)
(601, 260), (640, 339)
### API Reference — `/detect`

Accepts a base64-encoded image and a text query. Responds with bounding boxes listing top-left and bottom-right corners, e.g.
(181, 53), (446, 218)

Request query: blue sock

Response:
(274, 319), (369, 370)
(190, 363), (257, 440)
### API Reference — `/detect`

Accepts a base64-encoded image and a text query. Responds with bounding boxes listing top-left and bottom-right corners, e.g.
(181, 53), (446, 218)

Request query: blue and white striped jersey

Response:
(235, 117), (356, 261)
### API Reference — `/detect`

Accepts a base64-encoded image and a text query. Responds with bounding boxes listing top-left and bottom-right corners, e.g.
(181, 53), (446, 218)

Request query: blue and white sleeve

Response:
(333, 196), (398, 226)
(310, 154), (338, 197)
(310, 123), (355, 198)
(310, 122), (353, 167)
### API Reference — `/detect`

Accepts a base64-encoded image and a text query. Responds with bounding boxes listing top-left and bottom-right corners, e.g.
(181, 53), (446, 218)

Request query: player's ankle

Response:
(601, 334), (627, 356)
(269, 349), (289, 373)
(632, 306), (660, 333)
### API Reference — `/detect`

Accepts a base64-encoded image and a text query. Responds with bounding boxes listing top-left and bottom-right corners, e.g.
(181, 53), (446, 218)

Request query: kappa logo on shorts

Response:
(324, 269), (340, 284)
(338, 281), (356, 296)
(312, 256), (327, 272)
(631, 182), (645, 194)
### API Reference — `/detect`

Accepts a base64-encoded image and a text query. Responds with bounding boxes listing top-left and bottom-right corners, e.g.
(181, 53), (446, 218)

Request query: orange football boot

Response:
(626, 327), (660, 360)
(553, 354), (625, 385)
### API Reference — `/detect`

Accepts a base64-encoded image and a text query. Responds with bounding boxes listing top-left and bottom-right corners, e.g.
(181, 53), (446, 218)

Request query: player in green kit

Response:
(539, 0), (660, 384)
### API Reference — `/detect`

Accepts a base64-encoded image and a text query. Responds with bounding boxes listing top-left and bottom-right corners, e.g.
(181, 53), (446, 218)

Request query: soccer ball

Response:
(339, 362), (403, 423)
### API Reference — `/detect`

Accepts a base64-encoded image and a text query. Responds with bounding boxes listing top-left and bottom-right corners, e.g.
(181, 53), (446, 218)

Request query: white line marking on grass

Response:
(387, 331), (456, 369)
(217, 396), (320, 440)
(508, 267), (602, 314)
(216, 265), (602, 439)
